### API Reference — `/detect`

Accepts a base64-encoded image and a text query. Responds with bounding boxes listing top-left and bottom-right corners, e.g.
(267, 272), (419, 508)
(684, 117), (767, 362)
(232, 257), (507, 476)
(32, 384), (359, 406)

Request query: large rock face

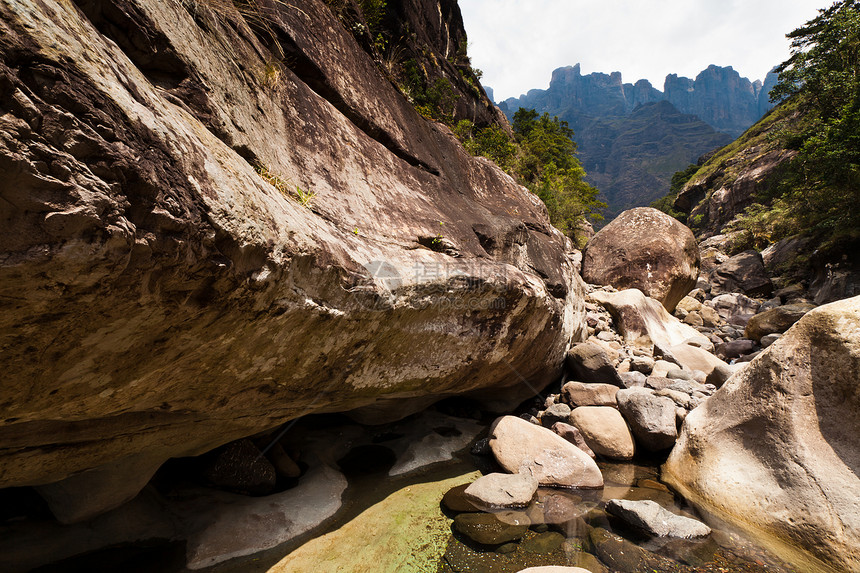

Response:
(664, 296), (860, 573)
(0, 0), (582, 509)
(583, 210), (700, 312)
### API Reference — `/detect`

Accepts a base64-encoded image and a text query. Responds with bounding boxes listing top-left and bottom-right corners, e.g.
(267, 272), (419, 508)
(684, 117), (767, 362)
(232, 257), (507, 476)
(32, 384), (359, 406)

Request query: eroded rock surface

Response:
(0, 0), (582, 511)
(664, 296), (860, 573)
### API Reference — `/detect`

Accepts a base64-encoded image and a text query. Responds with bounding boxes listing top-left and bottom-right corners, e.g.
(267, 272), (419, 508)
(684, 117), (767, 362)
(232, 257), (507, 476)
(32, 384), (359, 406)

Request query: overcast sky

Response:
(459, 0), (828, 101)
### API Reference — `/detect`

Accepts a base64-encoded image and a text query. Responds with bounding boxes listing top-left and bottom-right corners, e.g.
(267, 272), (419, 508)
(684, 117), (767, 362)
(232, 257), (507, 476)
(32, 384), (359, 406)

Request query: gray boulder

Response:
(606, 499), (711, 538)
(464, 472), (538, 509)
(709, 249), (773, 297)
(616, 388), (678, 451)
(582, 208), (700, 312)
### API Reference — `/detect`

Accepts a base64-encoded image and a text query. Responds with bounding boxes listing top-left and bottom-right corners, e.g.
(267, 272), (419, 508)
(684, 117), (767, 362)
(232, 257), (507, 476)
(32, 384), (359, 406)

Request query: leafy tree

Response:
(764, 0), (860, 241)
(511, 109), (605, 232)
(455, 108), (604, 236)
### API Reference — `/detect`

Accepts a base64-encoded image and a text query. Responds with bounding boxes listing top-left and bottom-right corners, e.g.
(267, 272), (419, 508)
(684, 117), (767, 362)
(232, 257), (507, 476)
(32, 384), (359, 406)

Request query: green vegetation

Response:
(650, 163), (699, 222)
(457, 109), (605, 241)
(760, 0), (860, 245)
(256, 165), (316, 208)
(652, 1), (860, 270)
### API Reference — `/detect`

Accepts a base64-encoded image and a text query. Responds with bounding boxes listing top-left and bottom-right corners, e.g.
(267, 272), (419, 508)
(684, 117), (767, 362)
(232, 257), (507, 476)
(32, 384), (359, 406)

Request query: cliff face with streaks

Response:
(0, 0), (583, 520)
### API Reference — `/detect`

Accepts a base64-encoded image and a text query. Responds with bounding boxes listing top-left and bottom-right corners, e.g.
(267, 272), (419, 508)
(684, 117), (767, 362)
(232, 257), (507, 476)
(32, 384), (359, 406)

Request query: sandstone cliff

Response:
(0, 0), (582, 517)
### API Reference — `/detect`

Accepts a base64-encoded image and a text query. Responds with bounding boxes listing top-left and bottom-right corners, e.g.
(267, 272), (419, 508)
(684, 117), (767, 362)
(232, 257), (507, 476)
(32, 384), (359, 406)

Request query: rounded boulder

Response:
(583, 208), (700, 312)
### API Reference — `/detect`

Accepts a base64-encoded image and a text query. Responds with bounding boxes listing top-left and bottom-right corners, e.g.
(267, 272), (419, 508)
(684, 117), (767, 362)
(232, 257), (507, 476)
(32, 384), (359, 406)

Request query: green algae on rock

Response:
(268, 472), (480, 573)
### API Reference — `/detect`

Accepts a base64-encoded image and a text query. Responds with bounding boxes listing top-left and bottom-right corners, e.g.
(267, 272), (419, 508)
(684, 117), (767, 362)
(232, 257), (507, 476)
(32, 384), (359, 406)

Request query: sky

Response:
(458, 0), (828, 101)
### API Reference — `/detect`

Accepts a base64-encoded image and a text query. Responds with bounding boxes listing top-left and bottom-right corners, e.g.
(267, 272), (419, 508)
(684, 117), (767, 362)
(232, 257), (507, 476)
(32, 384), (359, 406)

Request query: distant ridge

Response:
(493, 64), (778, 218)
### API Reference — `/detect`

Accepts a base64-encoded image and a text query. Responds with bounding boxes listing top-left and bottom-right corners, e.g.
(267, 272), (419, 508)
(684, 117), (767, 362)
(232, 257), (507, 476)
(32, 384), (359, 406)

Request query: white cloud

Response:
(459, 0), (827, 101)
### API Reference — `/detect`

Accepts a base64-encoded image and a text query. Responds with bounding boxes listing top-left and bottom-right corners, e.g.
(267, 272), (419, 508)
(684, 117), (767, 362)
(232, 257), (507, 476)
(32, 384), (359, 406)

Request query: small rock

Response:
(616, 388), (678, 451)
(619, 371), (647, 388)
(443, 484), (479, 513)
(517, 565), (591, 573)
(551, 422), (596, 458)
(453, 512), (529, 545)
(665, 368), (692, 381)
(645, 376), (674, 390)
(561, 381), (619, 407)
(541, 403), (572, 427)
(656, 389), (695, 409)
(570, 406), (636, 461)
(471, 438), (491, 456)
(760, 333), (782, 348)
(496, 542), (518, 554)
(464, 472), (538, 509)
(566, 342), (624, 386)
(520, 531), (565, 554)
(268, 443), (302, 479)
(716, 338), (756, 359)
(606, 499), (711, 538)
(651, 360), (676, 378)
(745, 303), (817, 341)
(630, 355), (655, 374)
(203, 439), (277, 495)
(759, 296), (782, 313)
(596, 330), (616, 342)
(683, 312), (704, 327)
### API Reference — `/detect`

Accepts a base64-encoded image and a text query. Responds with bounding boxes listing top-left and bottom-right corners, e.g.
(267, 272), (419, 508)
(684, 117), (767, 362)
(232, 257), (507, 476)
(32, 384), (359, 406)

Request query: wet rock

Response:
(561, 382), (619, 407)
(566, 342), (624, 386)
(443, 484), (480, 513)
(665, 297), (860, 573)
(489, 416), (604, 489)
(744, 303), (817, 341)
(520, 531), (565, 553)
(517, 565), (598, 573)
(551, 422), (596, 458)
(582, 207), (700, 312)
(464, 472), (539, 509)
(471, 438), (492, 456)
(570, 406), (636, 461)
(606, 499), (711, 538)
(709, 250), (773, 297)
(526, 488), (598, 525)
(616, 388), (678, 451)
(589, 526), (678, 571)
(453, 512), (529, 545)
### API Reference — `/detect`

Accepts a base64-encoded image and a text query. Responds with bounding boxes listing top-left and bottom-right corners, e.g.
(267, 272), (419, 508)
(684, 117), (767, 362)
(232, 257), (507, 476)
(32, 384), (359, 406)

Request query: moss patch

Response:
(268, 471), (480, 573)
